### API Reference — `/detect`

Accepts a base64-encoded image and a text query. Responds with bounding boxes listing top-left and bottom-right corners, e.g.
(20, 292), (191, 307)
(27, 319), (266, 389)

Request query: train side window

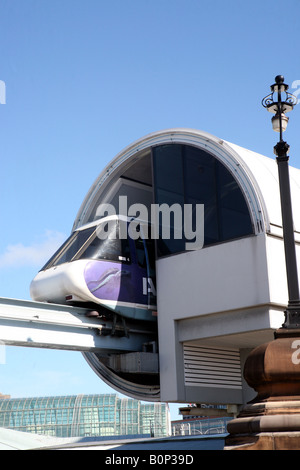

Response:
(41, 227), (95, 269)
(78, 221), (131, 263)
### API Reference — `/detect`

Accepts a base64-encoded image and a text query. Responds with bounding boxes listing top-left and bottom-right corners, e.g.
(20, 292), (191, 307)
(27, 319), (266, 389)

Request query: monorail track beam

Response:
(0, 297), (156, 353)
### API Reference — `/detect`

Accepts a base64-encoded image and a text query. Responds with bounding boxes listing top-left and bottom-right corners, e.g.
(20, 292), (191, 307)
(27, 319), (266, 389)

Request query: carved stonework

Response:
(225, 329), (300, 450)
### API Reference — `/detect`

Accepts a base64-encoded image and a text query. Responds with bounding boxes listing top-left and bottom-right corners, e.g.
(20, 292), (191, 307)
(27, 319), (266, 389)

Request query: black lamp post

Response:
(225, 79), (300, 450)
(262, 75), (300, 328)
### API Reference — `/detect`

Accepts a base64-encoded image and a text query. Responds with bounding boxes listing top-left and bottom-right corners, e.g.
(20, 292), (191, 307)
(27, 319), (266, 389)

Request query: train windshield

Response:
(41, 220), (131, 270)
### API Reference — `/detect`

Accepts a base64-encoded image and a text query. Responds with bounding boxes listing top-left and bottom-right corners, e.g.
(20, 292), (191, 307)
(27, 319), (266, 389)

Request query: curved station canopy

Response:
(51, 129), (300, 403)
(74, 128), (268, 233)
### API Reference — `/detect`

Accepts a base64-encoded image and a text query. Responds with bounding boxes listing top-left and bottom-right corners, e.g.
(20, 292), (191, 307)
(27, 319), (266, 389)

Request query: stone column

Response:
(224, 329), (300, 450)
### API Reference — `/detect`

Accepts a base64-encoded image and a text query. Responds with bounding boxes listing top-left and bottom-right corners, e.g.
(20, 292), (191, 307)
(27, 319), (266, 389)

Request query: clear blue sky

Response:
(0, 0), (300, 422)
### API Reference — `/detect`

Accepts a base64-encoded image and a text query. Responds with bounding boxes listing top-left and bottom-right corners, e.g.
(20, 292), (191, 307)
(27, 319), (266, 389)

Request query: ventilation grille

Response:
(183, 344), (242, 389)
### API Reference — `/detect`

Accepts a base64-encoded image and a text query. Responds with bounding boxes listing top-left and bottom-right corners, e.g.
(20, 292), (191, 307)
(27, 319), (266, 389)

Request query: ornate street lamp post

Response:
(262, 75), (300, 328)
(225, 77), (300, 450)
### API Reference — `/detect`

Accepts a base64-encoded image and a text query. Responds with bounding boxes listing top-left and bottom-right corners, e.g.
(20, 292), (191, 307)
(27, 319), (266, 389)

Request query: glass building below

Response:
(0, 394), (170, 438)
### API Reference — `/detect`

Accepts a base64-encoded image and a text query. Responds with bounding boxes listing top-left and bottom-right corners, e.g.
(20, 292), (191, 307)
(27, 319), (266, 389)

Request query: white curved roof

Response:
(73, 128), (300, 235)
(226, 140), (300, 233)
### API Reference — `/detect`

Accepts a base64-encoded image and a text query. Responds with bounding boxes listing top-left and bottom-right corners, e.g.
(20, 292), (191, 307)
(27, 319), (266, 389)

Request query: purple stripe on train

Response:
(84, 260), (148, 306)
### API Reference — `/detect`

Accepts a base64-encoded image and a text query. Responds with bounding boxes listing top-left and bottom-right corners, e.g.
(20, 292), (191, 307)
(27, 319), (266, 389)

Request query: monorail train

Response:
(30, 215), (157, 322)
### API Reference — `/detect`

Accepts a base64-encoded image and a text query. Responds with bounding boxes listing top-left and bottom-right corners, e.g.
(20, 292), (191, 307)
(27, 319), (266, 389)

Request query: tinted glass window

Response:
(184, 146), (219, 245)
(153, 144), (186, 256)
(78, 221), (131, 263)
(41, 227), (95, 269)
(152, 144), (253, 257)
(216, 161), (253, 240)
(41, 221), (131, 270)
(135, 237), (156, 276)
(154, 144), (184, 195)
(55, 227), (95, 265)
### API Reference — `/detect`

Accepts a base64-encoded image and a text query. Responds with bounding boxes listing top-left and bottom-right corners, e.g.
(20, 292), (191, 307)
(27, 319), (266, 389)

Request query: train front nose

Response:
(30, 267), (69, 304)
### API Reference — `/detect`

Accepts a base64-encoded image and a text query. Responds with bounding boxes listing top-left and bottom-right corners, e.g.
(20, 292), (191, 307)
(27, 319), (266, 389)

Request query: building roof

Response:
(73, 128), (300, 235)
(226, 140), (300, 233)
